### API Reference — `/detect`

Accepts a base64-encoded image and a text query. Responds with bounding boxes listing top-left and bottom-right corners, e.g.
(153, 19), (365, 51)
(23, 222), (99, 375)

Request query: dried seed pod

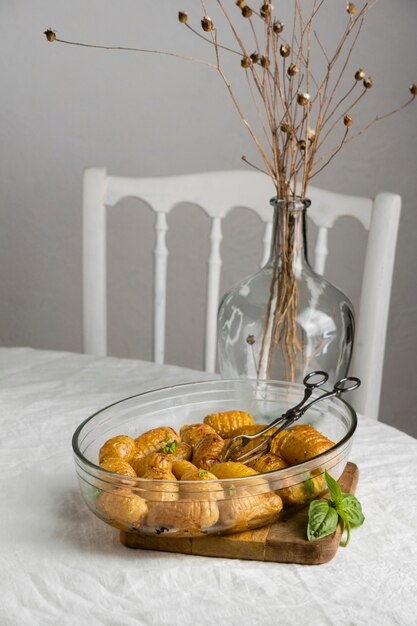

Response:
(241, 56), (252, 69)
(410, 84), (417, 96)
(344, 114), (353, 127)
(307, 127), (316, 142)
(201, 16), (214, 32)
(44, 29), (56, 42)
(236, 0), (246, 7)
(178, 11), (188, 24)
(246, 334), (256, 345)
(273, 20), (284, 34)
(363, 76), (373, 89)
(355, 68), (366, 81)
(287, 63), (298, 77)
(347, 2), (357, 15)
(242, 5), (253, 18)
(280, 43), (291, 58)
(280, 122), (292, 134)
(297, 92), (311, 106)
(260, 3), (273, 19)
(298, 140), (307, 151)
(250, 52), (260, 64)
(260, 56), (270, 68)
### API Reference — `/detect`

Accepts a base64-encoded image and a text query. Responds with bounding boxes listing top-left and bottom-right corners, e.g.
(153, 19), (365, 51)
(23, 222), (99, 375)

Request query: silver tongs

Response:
(221, 371), (361, 465)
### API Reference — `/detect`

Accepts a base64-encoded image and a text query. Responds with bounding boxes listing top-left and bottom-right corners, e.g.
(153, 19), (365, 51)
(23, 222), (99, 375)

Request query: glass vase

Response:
(217, 198), (355, 384)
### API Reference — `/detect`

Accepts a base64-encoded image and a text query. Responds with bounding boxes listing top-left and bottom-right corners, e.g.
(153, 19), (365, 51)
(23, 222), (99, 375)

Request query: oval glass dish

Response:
(72, 379), (357, 538)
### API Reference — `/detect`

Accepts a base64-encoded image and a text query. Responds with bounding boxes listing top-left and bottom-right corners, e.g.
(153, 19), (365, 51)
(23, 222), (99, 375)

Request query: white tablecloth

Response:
(1, 347), (416, 626)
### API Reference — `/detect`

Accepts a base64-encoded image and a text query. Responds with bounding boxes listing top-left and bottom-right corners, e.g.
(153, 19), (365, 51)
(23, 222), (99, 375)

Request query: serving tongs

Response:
(221, 371), (361, 465)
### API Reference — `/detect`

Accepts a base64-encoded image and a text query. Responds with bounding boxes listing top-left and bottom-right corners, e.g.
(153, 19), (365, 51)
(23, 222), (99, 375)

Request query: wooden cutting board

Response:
(120, 462), (358, 565)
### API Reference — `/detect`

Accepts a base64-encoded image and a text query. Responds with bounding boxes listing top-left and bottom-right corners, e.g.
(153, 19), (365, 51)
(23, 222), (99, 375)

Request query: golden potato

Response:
(180, 468), (222, 501)
(146, 460), (220, 533)
(134, 427), (180, 459)
(100, 457), (137, 477)
(210, 461), (259, 479)
(273, 424), (334, 464)
(146, 499), (219, 534)
(248, 452), (314, 506)
(99, 435), (137, 464)
(131, 452), (173, 477)
(180, 423), (217, 447)
(141, 468), (176, 481)
(180, 468), (218, 482)
(172, 460), (198, 479)
(192, 433), (225, 471)
(204, 410), (255, 438)
(219, 491), (283, 532)
(99, 490), (148, 527)
(248, 452), (288, 474)
(169, 441), (192, 462)
(268, 429), (288, 456)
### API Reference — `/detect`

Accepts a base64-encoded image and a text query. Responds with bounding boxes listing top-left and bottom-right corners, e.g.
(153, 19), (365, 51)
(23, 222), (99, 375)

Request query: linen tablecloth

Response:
(1, 347), (416, 626)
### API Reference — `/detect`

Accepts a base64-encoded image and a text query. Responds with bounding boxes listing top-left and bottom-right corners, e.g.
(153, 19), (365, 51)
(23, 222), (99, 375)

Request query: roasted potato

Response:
(99, 490), (148, 527)
(272, 424), (334, 464)
(180, 423), (217, 447)
(192, 433), (225, 470)
(100, 457), (137, 477)
(134, 427), (180, 460)
(219, 491), (283, 532)
(146, 499), (219, 534)
(131, 452), (173, 477)
(99, 435), (137, 464)
(172, 460), (199, 480)
(203, 410), (255, 438)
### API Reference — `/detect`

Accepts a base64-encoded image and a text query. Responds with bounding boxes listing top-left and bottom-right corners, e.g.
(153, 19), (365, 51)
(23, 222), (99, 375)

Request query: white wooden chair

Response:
(82, 168), (401, 420)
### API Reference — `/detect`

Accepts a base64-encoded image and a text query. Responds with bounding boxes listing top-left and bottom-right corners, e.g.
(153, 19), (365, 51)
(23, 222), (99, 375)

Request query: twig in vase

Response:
(43, 2), (415, 380)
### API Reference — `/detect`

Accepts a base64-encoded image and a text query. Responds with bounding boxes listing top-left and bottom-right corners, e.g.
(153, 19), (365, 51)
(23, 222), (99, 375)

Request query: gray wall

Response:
(0, 1), (416, 437)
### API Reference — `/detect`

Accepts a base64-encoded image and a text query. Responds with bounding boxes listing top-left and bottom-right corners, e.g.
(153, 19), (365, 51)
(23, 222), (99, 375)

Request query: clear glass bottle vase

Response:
(217, 198), (355, 384)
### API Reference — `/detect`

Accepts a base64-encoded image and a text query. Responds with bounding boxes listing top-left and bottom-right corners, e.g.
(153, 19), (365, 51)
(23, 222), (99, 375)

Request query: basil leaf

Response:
(337, 494), (365, 527)
(337, 510), (351, 547)
(307, 499), (338, 541)
(324, 470), (342, 505)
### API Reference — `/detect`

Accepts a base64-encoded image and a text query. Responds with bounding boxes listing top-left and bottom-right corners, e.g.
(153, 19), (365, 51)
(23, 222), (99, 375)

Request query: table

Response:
(1, 347), (417, 626)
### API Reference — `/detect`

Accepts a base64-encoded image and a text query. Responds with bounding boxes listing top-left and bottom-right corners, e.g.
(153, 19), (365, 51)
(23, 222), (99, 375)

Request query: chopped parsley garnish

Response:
(161, 439), (178, 454)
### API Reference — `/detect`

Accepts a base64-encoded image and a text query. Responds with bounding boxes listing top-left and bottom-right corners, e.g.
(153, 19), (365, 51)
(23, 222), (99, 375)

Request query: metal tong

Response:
(221, 371), (361, 465)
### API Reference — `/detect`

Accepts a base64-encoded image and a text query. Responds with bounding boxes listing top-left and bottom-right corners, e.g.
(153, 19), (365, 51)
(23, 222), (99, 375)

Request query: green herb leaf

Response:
(161, 440), (178, 454)
(337, 510), (352, 547)
(324, 470), (342, 505)
(307, 499), (339, 541)
(198, 471), (208, 478)
(337, 494), (365, 527)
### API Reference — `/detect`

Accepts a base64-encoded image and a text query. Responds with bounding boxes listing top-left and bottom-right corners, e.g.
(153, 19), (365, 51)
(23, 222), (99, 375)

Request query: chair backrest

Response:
(82, 168), (401, 420)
